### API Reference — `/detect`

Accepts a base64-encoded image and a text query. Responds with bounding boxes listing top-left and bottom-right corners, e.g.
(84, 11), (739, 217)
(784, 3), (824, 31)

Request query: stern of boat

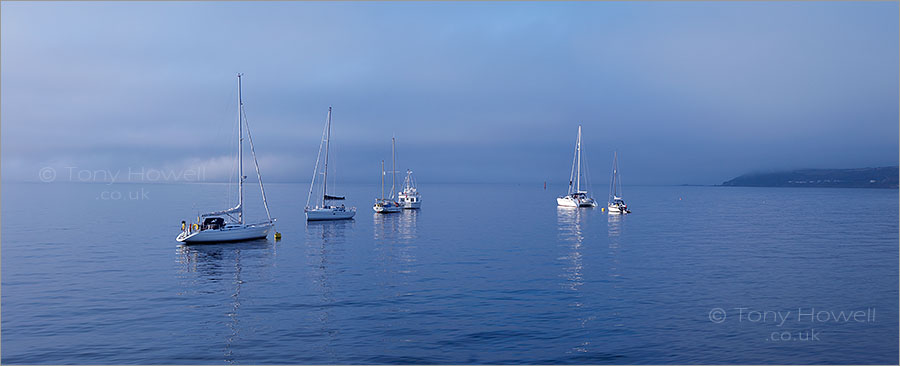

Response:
(557, 196), (577, 207)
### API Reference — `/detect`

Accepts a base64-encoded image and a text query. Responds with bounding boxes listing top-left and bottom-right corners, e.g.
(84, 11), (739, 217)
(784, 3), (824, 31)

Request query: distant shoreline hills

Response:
(721, 167), (899, 189)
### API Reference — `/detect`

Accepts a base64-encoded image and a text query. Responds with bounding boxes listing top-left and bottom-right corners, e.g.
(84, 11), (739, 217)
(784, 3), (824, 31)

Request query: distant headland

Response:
(721, 167), (899, 189)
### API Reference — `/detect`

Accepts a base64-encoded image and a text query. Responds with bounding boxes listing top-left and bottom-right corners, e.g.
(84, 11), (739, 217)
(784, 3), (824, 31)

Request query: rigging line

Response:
(583, 142), (593, 196)
(389, 136), (397, 200)
(609, 152), (617, 201)
(394, 136), (399, 194)
(227, 101), (240, 211)
(306, 110), (329, 209)
(569, 129), (579, 195)
(328, 110), (339, 198)
(617, 153), (624, 198)
(216, 85), (234, 211)
(241, 107), (273, 223)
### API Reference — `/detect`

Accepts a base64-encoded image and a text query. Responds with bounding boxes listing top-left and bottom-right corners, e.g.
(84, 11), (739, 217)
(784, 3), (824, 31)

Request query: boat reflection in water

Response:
(372, 210), (419, 350)
(556, 207), (586, 292)
(607, 211), (623, 237)
(305, 219), (354, 362)
(556, 207), (594, 354)
(606, 211), (625, 330)
(397, 207), (419, 242)
(175, 239), (275, 364)
(373, 209), (418, 269)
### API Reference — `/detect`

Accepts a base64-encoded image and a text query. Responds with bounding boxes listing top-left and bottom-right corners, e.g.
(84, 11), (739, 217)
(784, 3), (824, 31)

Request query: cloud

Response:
(2, 2), (897, 185)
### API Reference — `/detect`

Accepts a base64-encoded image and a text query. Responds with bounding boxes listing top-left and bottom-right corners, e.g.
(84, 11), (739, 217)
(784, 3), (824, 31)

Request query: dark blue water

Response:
(2, 182), (898, 364)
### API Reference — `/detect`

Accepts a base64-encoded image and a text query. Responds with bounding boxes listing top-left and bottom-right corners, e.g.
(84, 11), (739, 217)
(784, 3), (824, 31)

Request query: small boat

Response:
(557, 125), (598, 208)
(374, 137), (402, 213)
(177, 74), (275, 243)
(398, 169), (421, 209)
(305, 107), (356, 221)
(607, 151), (630, 214)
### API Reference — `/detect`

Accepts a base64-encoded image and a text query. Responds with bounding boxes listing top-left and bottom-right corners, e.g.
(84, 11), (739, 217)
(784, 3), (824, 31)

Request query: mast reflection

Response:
(176, 239), (274, 364)
(607, 212), (624, 329)
(556, 207), (592, 353)
(556, 207), (586, 292)
(372, 210), (419, 350)
(305, 219), (353, 362)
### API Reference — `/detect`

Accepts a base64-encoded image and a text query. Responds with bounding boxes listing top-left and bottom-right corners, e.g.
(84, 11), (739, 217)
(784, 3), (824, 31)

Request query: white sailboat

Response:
(305, 107), (357, 221)
(398, 169), (421, 209)
(557, 125), (598, 208)
(607, 151), (630, 214)
(177, 74), (275, 243)
(373, 137), (402, 213)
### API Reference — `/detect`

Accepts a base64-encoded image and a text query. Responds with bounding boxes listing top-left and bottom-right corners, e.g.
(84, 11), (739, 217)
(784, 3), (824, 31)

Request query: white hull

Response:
(306, 207), (356, 221)
(557, 196), (597, 207)
(373, 205), (402, 213)
(177, 222), (272, 243)
(399, 193), (421, 209)
(607, 203), (630, 214)
(401, 201), (421, 209)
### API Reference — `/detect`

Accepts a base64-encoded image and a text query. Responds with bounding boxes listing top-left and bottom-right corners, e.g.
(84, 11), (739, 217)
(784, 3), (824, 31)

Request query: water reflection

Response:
(373, 211), (419, 281)
(305, 220), (353, 362)
(607, 212), (625, 329)
(372, 211), (420, 350)
(373, 211), (399, 241)
(175, 240), (275, 364)
(398, 208), (419, 242)
(607, 213), (623, 237)
(607, 214), (623, 279)
(556, 207), (586, 292)
(556, 207), (592, 354)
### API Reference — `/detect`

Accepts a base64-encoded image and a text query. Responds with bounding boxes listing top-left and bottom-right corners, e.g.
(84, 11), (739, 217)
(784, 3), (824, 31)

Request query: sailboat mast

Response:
(576, 125), (582, 193)
(381, 160), (385, 200)
(322, 107), (331, 204)
(237, 73), (244, 224)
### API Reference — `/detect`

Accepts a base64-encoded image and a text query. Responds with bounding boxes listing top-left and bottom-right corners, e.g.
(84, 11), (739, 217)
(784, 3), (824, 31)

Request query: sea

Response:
(2, 182), (898, 364)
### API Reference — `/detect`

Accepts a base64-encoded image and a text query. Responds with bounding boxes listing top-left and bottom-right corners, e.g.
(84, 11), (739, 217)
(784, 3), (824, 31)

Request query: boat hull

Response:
(177, 223), (272, 243)
(401, 201), (421, 209)
(607, 204), (630, 214)
(398, 192), (421, 209)
(557, 196), (597, 207)
(306, 207), (356, 221)
(373, 206), (402, 213)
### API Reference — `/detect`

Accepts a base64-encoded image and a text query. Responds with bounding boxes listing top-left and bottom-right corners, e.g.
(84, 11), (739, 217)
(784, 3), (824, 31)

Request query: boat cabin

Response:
(202, 217), (226, 230)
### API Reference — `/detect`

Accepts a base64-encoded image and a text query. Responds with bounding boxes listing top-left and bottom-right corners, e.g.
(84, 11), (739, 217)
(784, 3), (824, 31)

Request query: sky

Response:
(2, 1), (898, 185)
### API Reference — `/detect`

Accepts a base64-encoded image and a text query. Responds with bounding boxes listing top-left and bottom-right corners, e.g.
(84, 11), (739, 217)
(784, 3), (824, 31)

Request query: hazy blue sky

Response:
(2, 1), (897, 185)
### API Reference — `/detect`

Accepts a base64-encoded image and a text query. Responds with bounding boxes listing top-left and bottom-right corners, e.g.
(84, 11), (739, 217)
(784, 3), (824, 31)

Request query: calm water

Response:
(2, 182), (898, 364)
